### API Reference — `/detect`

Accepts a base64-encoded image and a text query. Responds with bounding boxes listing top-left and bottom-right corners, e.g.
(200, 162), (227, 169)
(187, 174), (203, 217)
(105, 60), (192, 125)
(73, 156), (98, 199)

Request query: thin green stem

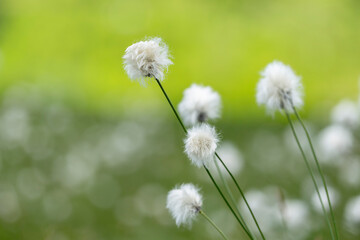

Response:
(199, 210), (230, 240)
(215, 152), (266, 240)
(204, 166), (254, 240)
(155, 79), (187, 133)
(154, 79), (253, 239)
(284, 111), (335, 240)
(292, 107), (339, 240)
(213, 158), (254, 238)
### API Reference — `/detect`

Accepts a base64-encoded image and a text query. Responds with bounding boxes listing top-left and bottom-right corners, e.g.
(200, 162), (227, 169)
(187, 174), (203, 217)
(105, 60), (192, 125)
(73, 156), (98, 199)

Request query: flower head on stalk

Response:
(178, 84), (221, 126)
(184, 124), (219, 168)
(123, 37), (173, 84)
(256, 61), (303, 114)
(166, 183), (203, 227)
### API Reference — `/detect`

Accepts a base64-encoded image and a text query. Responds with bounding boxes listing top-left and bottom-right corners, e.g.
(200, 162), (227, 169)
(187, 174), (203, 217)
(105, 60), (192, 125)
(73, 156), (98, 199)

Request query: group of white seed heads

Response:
(123, 37), (339, 240)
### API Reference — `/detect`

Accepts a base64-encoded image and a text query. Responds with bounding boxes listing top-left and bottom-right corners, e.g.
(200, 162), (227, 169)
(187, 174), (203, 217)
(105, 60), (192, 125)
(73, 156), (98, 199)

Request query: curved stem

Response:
(204, 166), (254, 240)
(284, 111), (335, 240)
(199, 210), (230, 240)
(292, 107), (339, 240)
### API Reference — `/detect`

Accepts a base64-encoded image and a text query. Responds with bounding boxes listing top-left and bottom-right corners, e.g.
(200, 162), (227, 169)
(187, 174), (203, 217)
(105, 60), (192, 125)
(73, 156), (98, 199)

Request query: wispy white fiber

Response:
(178, 84), (221, 126)
(184, 124), (219, 168)
(256, 61), (303, 114)
(123, 37), (172, 83)
(166, 183), (202, 227)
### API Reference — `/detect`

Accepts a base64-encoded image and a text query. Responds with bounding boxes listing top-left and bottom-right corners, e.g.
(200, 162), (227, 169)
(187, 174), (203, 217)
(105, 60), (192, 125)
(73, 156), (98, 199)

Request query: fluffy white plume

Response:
(344, 195), (360, 234)
(256, 61), (303, 113)
(184, 124), (219, 168)
(317, 124), (353, 161)
(311, 186), (339, 213)
(283, 200), (309, 230)
(331, 100), (359, 129)
(178, 84), (221, 126)
(123, 37), (173, 83)
(166, 183), (202, 227)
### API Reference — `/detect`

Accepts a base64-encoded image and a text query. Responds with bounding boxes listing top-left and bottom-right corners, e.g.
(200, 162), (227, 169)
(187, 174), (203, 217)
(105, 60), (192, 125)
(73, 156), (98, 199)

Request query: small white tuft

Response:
(344, 195), (360, 234)
(283, 200), (309, 230)
(317, 124), (353, 161)
(166, 183), (203, 227)
(311, 186), (338, 213)
(256, 61), (303, 114)
(331, 100), (359, 129)
(184, 124), (219, 168)
(178, 84), (221, 126)
(123, 37), (173, 83)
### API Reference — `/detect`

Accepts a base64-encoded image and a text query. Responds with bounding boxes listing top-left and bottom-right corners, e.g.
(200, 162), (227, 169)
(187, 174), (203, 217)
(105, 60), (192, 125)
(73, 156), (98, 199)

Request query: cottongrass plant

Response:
(166, 183), (228, 239)
(178, 84), (221, 126)
(179, 84), (253, 236)
(184, 123), (219, 168)
(123, 37), (262, 240)
(256, 60), (339, 239)
(123, 37), (173, 84)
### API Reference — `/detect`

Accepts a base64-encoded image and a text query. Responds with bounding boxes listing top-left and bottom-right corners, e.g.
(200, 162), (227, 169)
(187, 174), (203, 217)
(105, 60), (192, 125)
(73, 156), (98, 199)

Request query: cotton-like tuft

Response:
(283, 200), (309, 230)
(256, 61), (303, 114)
(344, 195), (360, 234)
(166, 183), (203, 227)
(317, 124), (353, 161)
(311, 186), (338, 213)
(331, 100), (359, 129)
(184, 124), (219, 168)
(123, 37), (173, 83)
(178, 84), (221, 126)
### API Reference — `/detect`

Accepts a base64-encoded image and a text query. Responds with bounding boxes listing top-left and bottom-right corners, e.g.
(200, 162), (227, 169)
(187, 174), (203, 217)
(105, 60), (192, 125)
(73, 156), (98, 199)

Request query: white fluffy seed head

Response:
(178, 84), (221, 126)
(166, 183), (203, 227)
(317, 124), (354, 160)
(123, 37), (173, 83)
(344, 195), (360, 234)
(331, 100), (360, 129)
(256, 61), (303, 114)
(283, 200), (309, 230)
(311, 186), (338, 213)
(184, 124), (219, 168)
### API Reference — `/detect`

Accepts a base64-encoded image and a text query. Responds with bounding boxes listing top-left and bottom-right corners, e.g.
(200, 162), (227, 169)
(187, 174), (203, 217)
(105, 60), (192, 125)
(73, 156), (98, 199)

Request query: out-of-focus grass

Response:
(0, 0), (359, 119)
(0, 1), (359, 240)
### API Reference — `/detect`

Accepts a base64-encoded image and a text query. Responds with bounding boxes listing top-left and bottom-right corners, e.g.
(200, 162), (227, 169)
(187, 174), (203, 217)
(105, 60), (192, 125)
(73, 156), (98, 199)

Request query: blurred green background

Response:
(0, 0), (359, 239)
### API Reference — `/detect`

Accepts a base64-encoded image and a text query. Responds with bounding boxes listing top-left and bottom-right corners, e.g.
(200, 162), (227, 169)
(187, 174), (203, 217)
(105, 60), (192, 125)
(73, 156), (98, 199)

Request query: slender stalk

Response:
(215, 152), (266, 240)
(213, 158), (253, 238)
(204, 166), (254, 240)
(199, 210), (230, 240)
(292, 107), (339, 240)
(154, 78), (253, 239)
(155, 79), (187, 133)
(284, 111), (335, 239)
